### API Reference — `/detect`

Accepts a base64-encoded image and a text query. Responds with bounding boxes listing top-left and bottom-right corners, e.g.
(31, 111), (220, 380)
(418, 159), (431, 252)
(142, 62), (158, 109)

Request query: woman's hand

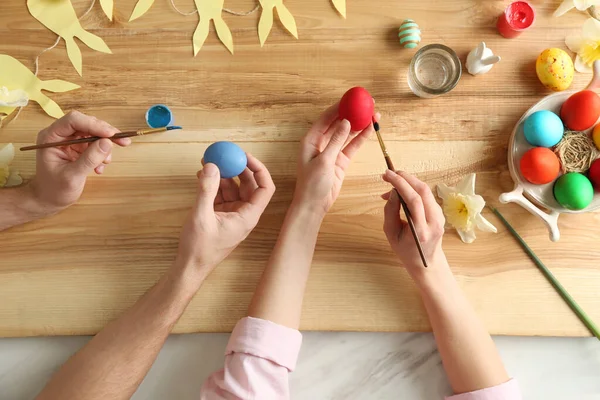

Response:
(382, 170), (449, 281)
(29, 111), (131, 213)
(294, 103), (381, 216)
(176, 154), (275, 281)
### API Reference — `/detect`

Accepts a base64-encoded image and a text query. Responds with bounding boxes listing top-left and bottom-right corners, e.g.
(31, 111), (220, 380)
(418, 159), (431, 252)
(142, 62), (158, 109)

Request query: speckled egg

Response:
(398, 19), (421, 49)
(536, 48), (574, 92)
(553, 172), (594, 210)
(203, 141), (247, 179)
(523, 110), (564, 147)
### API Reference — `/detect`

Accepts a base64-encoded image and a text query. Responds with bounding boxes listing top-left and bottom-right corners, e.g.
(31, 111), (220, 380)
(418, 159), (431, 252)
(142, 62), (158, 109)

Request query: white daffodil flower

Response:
(566, 17), (600, 73)
(436, 174), (497, 244)
(0, 143), (23, 188)
(554, 0), (600, 17)
(0, 87), (28, 107)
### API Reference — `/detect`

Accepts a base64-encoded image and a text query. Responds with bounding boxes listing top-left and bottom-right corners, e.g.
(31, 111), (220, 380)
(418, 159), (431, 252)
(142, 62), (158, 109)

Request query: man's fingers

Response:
(194, 163), (221, 217)
(220, 178), (241, 202)
(383, 170), (427, 228)
(39, 111), (119, 143)
(66, 139), (113, 177)
(322, 119), (351, 162)
(239, 154), (275, 220)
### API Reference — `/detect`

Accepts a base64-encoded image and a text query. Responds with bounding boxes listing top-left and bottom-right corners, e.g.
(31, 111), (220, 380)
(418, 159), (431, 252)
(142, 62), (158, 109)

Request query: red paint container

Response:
(497, 1), (535, 38)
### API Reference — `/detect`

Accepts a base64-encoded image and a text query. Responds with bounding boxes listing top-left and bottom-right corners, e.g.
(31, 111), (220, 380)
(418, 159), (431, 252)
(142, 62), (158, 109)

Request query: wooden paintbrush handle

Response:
(19, 131), (138, 151)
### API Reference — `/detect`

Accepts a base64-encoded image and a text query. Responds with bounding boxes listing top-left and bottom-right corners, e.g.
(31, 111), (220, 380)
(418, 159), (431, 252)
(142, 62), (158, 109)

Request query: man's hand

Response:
(294, 103), (380, 216)
(176, 154), (276, 281)
(29, 111), (131, 213)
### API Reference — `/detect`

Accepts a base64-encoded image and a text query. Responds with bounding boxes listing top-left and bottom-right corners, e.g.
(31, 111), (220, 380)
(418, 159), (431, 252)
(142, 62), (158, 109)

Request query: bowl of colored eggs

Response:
(500, 87), (600, 241)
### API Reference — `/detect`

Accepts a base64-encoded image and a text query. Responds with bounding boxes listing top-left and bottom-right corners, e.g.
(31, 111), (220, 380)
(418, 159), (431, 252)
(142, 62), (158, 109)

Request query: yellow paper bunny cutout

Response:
(0, 55), (80, 121)
(332, 0), (346, 18)
(258, 0), (298, 46)
(100, 0), (114, 21)
(27, 0), (112, 76)
(192, 0), (234, 55)
(129, 0), (155, 21)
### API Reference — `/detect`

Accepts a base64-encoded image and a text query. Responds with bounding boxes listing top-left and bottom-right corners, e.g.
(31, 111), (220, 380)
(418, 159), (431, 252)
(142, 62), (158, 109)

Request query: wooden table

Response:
(1, 0), (599, 337)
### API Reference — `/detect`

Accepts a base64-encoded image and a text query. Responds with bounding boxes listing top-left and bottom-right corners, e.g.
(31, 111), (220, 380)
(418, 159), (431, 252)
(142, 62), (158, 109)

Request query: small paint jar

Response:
(408, 44), (462, 98)
(145, 104), (173, 128)
(497, 1), (535, 39)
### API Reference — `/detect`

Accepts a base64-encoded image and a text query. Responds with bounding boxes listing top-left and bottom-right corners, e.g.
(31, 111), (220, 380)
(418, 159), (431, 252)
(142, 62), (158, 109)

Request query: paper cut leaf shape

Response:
(0, 55), (80, 121)
(192, 0), (234, 55)
(258, 0), (298, 46)
(332, 0), (346, 18)
(27, 0), (112, 76)
(99, 0), (114, 21)
(129, 0), (154, 21)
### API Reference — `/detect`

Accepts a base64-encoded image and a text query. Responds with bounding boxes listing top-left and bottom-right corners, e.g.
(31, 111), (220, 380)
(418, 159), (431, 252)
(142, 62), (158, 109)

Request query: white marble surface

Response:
(0, 333), (599, 399)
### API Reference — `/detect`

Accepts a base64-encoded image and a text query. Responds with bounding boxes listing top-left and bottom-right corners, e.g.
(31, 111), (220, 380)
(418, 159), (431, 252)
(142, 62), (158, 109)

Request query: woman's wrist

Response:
(409, 252), (456, 294)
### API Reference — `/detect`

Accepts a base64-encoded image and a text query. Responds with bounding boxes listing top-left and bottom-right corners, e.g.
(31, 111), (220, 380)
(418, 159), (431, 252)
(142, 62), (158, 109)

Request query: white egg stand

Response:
(499, 61), (600, 242)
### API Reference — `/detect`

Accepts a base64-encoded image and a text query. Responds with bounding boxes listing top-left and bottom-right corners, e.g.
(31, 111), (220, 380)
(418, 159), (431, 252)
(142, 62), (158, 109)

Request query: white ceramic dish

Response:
(500, 64), (600, 242)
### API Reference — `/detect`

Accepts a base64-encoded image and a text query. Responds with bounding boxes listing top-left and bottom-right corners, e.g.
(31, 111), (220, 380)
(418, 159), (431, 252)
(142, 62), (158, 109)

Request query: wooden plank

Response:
(1, 0), (599, 337)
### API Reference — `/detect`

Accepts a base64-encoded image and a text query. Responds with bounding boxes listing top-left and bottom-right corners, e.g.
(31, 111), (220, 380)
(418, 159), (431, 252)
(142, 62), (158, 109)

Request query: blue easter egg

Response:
(523, 110), (564, 147)
(203, 141), (247, 179)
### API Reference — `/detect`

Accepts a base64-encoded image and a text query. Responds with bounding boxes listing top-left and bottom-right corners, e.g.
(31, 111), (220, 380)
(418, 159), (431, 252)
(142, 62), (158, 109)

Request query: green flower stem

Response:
(491, 207), (600, 340)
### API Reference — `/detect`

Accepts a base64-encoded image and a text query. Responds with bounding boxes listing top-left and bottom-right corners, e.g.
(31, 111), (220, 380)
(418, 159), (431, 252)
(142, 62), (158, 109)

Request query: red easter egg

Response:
(560, 90), (600, 131)
(589, 158), (600, 189)
(520, 147), (561, 185)
(339, 87), (375, 131)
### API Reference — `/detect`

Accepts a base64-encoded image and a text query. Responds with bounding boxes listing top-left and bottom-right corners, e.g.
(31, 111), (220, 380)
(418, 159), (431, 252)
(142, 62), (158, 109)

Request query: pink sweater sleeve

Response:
(445, 379), (522, 400)
(200, 317), (302, 400)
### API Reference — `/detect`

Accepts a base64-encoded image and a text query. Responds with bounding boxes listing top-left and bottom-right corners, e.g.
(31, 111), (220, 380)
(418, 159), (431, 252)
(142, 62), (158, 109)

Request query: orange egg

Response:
(520, 147), (561, 185)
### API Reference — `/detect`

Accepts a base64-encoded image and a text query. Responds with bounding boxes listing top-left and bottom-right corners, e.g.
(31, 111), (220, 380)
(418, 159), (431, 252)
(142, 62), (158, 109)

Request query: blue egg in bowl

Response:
(203, 141), (247, 179)
(523, 110), (564, 147)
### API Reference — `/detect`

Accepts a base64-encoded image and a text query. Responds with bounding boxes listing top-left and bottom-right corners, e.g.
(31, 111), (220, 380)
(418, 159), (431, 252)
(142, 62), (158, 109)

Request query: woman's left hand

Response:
(293, 103), (380, 216)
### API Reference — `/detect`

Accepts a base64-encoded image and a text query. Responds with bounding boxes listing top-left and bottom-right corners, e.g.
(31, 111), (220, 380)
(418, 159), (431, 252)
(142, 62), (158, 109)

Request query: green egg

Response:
(553, 172), (594, 210)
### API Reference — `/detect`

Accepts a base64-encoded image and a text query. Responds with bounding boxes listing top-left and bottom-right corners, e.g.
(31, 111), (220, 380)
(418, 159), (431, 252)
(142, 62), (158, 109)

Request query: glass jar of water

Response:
(408, 44), (462, 98)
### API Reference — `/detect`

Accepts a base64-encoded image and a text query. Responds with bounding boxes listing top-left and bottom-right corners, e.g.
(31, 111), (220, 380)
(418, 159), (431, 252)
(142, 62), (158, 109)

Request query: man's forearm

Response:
(248, 202), (323, 329)
(418, 264), (509, 394)
(0, 184), (51, 231)
(36, 260), (205, 400)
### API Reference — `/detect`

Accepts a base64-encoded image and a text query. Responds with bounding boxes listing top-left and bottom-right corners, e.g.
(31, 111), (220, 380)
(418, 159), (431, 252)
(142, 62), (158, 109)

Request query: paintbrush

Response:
(490, 206), (600, 340)
(374, 120), (429, 268)
(20, 126), (182, 151)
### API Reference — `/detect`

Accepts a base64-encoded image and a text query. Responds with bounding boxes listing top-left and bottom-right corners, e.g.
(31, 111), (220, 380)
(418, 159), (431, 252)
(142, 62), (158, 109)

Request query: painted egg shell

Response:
(520, 147), (560, 185)
(593, 124), (600, 150)
(589, 158), (600, 190)
(553, 172), (594, 210)
(560, 90), (600, 131)
(536, 48), (574, 92)
(203, 141), (247, 179)
(523, 110), (564, 147)
(398, 19), (421, 49)
(339, 87), (375, 131)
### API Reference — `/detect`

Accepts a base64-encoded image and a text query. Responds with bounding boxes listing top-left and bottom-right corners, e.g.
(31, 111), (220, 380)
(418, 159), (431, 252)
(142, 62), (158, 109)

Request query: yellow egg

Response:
(593, 124), (600, 150)
(536, 48), (574, 92)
